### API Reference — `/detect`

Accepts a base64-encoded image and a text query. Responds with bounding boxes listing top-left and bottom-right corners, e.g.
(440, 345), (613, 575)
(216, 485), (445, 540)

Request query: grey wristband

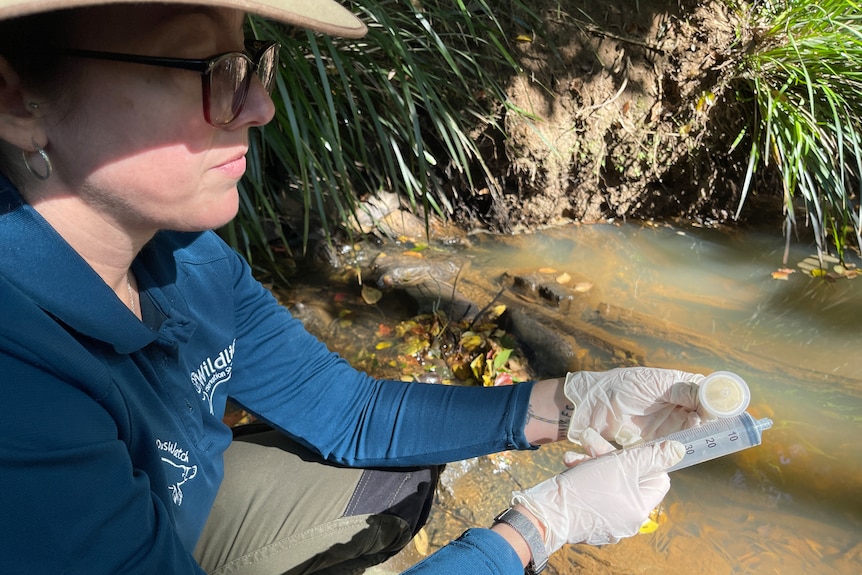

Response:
(493, 507), (549, 574)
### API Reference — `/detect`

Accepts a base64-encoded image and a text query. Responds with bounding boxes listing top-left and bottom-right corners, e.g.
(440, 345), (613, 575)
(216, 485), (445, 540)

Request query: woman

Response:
(0, 1), (705, 573)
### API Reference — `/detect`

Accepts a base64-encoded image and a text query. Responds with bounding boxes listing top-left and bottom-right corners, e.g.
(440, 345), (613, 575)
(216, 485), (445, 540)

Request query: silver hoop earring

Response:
(22, 147), (52, 180)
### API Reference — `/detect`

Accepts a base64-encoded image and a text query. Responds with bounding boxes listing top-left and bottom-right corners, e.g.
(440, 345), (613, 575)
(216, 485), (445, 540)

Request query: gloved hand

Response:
(565, 367), (704, 449)
(513, 440), (684, 551)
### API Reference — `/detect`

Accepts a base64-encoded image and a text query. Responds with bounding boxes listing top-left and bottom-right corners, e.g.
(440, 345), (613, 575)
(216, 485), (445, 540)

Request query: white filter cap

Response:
(697, 371), (751, 418)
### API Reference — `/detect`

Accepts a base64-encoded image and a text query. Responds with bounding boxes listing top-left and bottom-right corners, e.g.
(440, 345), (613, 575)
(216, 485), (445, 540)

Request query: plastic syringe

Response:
(638, 411), (773, 472)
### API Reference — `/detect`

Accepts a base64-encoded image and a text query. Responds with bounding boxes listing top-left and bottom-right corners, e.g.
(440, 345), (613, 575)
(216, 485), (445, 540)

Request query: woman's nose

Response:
(232, 75), (276, 128)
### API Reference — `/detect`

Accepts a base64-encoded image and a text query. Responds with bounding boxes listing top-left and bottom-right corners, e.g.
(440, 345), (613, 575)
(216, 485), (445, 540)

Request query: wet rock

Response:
(501, 269), (600, 315)
(502, 307), (581, 377)
(288, 301), (335, 337)
(369, 251), (478, 320)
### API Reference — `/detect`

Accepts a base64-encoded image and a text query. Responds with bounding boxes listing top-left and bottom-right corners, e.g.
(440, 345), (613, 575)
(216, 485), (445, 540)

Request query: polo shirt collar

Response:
(0, 178), (158, 353)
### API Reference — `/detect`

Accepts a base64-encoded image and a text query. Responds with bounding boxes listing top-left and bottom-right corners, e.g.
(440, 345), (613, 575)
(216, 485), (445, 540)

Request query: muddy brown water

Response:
(277, 222), (862, 574)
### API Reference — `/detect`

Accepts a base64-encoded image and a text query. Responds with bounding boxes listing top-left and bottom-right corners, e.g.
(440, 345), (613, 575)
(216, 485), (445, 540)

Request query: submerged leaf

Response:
(361, 285), (383, 304)
(470, 354), (485, 381)
(494, 373), (514, 386)
(460, 331), (484, 351)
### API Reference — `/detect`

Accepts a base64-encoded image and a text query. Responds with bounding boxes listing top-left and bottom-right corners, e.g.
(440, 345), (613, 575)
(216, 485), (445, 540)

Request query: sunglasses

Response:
(58, 40), (280, 127)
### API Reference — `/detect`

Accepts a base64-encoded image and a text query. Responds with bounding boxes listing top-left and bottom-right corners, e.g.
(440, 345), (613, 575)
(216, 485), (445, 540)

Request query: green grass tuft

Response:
(734, 0), (862, 262)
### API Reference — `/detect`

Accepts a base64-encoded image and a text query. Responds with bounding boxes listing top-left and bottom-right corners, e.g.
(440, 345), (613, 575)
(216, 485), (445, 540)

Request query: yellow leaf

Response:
(375, 341), (392, 350)
(413, 527), (430, 556)
(401, 339), (427, 356)
(470, 354), (485, 380)
(639, 505), (665, 533)
(361, 285), (383, 305)
(515, 34), (532, 43)
(695, 91), (715, 113)
(459, 332), (484, 351)
(639, 518), (660, 534)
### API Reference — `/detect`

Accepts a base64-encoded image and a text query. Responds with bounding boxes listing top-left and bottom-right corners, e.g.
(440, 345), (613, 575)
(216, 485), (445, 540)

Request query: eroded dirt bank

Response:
(455, 0), (781, 233)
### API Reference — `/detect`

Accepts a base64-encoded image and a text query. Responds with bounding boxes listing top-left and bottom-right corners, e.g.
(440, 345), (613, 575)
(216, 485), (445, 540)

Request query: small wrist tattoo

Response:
(527, 405), (560, 425)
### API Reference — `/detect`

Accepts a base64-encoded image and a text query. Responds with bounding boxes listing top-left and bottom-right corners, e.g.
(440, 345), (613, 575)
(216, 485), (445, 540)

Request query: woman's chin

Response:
(170, 195), (240, 233)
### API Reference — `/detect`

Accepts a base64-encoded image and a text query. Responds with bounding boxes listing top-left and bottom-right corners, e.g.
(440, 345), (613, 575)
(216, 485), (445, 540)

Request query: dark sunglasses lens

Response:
(209, 55), (252, 126)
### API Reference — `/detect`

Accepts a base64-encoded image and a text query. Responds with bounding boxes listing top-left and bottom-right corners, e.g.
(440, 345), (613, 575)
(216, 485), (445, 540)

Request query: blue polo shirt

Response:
(0, 176), (532, 574)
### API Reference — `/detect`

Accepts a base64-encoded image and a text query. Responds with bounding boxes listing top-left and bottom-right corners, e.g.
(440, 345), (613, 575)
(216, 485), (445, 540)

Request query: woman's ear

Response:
(0, 57), (47, 152)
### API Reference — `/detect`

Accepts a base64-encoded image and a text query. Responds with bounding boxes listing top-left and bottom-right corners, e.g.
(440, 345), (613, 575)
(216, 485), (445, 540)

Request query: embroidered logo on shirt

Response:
(156, 438), (197, 506)
(190, 339), (236, 414)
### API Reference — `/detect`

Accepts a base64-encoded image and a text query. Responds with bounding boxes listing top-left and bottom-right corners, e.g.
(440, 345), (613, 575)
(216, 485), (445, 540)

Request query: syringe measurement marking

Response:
(685, 430), (737, 454)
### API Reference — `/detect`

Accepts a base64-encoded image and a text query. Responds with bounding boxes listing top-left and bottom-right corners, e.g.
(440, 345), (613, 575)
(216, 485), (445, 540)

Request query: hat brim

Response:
(0, 0), (368, 38)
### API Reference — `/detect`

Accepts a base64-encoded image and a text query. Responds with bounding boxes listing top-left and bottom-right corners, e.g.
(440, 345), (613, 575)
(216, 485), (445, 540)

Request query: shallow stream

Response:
(281, 222), (862, 574)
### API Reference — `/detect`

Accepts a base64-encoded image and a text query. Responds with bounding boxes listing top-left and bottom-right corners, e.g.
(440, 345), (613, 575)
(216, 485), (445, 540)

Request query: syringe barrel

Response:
(642, 412), (773, 472)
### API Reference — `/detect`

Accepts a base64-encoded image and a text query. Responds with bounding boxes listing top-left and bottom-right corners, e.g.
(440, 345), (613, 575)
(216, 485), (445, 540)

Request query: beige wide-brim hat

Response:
(0, 0), (367, 37)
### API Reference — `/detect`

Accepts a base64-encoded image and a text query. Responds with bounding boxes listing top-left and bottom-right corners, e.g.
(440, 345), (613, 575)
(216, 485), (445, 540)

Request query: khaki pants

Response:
(194, 425), (438, 575)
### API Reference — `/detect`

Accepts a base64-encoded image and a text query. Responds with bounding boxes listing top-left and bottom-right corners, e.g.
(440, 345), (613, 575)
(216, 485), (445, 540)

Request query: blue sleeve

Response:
(224, 246), (537, 466)
(0, 356), (203, 574)
(404, 529), (525, 574)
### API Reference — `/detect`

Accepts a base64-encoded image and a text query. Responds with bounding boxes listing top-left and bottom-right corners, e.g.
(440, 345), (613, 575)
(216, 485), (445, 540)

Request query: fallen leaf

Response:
(459, 332), (484, 351)
(492, 348), (513, 370)
(494, 373), (513, 386)
(413, 528), (430, 556)
(376, 324), (393, 337)
(771, 268), (795, 280)
(361, 285), (383, 305)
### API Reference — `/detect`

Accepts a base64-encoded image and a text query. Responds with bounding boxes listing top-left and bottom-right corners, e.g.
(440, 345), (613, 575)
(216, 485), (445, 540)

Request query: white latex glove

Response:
(565, 367), (704, 448)
(513, 440), (684, 551)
